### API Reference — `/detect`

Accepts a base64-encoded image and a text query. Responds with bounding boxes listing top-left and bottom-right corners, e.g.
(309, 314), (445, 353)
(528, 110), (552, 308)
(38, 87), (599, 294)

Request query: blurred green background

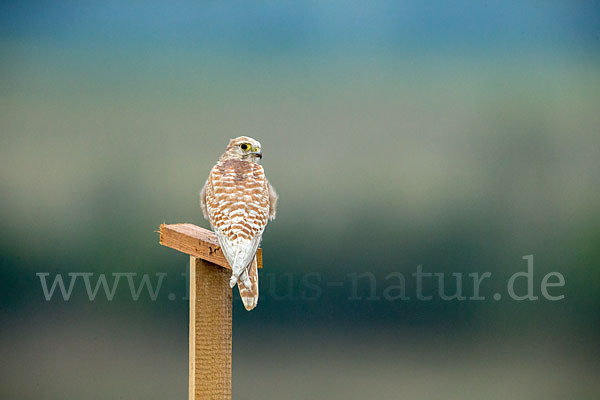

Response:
(1, 1), (599, 399)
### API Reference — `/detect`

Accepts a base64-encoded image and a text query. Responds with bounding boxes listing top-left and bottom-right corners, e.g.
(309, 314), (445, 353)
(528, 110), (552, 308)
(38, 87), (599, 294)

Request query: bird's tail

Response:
(237, 256), (259, 311)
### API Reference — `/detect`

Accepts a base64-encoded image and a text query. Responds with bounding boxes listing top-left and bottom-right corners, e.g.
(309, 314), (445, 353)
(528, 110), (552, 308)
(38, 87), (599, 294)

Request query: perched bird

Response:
(200, 136), (278, 310)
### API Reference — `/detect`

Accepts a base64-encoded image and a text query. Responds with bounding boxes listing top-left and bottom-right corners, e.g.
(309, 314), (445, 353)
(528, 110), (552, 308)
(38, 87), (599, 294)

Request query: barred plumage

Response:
(200, 136), (277, 311)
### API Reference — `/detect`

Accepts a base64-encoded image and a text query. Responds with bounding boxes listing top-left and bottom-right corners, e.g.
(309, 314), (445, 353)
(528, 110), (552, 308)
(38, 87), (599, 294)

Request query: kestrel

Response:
(200, 136), (277, 311)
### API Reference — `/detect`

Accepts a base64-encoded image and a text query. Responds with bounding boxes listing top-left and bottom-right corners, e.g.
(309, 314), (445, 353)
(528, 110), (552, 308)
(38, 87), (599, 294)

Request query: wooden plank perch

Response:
(158, 223), (263, 400)
(159, 223), (262, 269)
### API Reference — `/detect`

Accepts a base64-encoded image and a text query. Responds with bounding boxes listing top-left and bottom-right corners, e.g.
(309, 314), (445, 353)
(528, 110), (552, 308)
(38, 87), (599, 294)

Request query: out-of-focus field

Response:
(1, 1), (599, 398)
(2, 309), (599, 399)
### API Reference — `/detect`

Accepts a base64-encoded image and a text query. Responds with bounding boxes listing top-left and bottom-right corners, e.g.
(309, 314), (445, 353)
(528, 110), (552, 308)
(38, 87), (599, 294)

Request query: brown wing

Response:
(267, 179), (278, 220)
(200, 179), (209, 219)
(204, 159), (270, 289)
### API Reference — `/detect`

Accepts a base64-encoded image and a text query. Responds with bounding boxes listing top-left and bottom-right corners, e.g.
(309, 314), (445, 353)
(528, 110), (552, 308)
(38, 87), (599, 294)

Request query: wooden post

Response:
(158, 223), (262, 400)
(189, 256), (232, 399)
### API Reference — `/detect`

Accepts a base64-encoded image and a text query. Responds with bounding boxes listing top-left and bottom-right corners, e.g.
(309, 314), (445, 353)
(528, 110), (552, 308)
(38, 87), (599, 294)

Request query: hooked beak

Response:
(251, 151), (263, 159)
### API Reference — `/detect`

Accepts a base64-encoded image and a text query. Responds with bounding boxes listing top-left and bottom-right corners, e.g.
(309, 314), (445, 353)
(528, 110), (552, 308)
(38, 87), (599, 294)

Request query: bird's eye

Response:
(240, 143), (249, 151)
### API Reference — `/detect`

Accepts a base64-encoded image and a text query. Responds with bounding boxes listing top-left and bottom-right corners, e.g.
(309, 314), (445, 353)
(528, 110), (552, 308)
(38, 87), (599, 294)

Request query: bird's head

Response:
(221, 136), (263, 163)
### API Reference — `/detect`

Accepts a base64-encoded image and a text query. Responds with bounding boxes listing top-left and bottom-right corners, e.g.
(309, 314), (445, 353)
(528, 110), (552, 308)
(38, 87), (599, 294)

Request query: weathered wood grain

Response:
(189, 256), (232, 400)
